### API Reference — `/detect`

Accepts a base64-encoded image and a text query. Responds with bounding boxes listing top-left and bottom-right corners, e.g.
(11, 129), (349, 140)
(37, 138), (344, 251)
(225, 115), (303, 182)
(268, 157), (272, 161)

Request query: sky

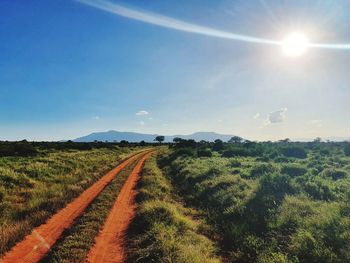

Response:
(0, 0), (350, 141)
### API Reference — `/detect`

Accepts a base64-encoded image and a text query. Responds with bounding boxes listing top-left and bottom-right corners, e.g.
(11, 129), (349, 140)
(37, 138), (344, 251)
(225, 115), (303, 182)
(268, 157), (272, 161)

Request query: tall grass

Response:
(0, 146), (135, 256)
(127, 154), (220, 263)
(160, 145), (350, 263)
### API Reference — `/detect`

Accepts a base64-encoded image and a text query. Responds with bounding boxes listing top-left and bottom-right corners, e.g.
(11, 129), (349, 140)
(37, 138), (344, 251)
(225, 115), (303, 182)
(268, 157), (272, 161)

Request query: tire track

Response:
(0, 150), (152, 263)
(86, 151), (154, 263)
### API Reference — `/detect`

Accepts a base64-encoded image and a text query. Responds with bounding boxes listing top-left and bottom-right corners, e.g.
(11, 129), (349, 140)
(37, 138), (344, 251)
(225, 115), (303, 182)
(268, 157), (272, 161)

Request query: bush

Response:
(281, 147), (307, 159)
(321, 169), (348, 181)
(281, 164), (308, 177)
(229, 159), (241, 168)
(250, 163), (276, 178)
(222, 147), (248, 157)
(197, 148), (213, 158)
(0, 142), (38, 157)
(344, 144), (350, 156)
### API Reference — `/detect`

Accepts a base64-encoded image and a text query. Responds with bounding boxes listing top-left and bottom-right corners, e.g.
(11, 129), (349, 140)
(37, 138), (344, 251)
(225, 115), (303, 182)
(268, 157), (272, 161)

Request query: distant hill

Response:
(73, 130), (236, 143)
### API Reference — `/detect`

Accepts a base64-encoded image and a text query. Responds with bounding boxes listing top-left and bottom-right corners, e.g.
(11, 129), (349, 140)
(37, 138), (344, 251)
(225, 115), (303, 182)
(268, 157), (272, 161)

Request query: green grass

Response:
(127, 153), (220, 263)
(160, 143), (350, 263)
(0, 146), (137, 256)
(41, 157), (140, 263)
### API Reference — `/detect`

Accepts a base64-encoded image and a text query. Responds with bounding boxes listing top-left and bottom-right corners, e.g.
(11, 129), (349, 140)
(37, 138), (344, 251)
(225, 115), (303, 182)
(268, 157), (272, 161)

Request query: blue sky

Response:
(1, 0), (350, 141)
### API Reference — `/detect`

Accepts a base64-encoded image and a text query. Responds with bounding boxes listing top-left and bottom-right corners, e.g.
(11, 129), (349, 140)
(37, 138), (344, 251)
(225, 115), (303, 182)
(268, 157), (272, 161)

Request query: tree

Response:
(228, 136), (243, 144)
(154, 136), (165, 144)
(173, 137), (183, 144)
(119, 140), (129, 147)
(279, 138), (291, 143)
(313, 137), (322, 143)
(344, 144), (350, 157)
(212, 139), (224, 151)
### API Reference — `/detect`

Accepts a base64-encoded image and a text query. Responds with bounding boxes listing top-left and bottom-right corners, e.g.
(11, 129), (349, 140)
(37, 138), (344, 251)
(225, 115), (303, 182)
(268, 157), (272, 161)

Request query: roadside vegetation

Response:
(41, 158), (140, 263)
(159, 139), (350, 263)
(127, 152), (220, 263)
(0, 142), (137, 257)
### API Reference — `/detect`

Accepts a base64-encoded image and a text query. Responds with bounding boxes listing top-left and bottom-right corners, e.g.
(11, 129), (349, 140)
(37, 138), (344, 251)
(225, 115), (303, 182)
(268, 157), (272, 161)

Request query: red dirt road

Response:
(86, 151), (154, 263)
(0, 150), (151, 263)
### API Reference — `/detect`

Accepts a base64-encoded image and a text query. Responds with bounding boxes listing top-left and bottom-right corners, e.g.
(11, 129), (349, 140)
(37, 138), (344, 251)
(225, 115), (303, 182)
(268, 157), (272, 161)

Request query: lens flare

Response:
(282, 33), (309, 57)
(76, 0), (350, 54)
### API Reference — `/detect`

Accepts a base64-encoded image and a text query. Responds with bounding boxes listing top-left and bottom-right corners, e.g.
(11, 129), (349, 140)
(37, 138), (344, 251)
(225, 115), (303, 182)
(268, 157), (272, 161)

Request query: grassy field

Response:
(0, 142), (137, 256)
(127, 152), (220, 263)
(159, 141), (350, 263)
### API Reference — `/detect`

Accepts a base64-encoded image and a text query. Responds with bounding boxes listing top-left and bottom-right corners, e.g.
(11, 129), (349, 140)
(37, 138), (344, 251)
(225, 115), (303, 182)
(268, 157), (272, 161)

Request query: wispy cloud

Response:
(139, 120), (145, 125)
(76, 0), (350, 51)
(75, 0), (279, 46)
(310, 119), (323, 128)
(136, 110), (149, 116)
(92, 116), (100, 120)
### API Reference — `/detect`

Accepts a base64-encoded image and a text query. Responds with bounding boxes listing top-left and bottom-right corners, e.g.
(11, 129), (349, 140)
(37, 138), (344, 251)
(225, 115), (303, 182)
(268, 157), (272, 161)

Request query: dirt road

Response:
(0, 150), (151, 263)
(86, 151), (154, 263)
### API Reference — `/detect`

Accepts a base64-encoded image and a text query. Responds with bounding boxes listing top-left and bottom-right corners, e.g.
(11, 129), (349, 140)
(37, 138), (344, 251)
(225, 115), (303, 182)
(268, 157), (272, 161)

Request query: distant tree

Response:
(173, 137), (182, 144)
(279, 138), (291, 143)
(228, 136), (243, 144)
(173, 139), (196, 148)
(139, 140), (146, 146)
(344, 144), (350, 157)
(212, 139), (224, 151)
(314, 137), (322, 143)
(154, 136), (165, 144)
(119, 140), (129, 147)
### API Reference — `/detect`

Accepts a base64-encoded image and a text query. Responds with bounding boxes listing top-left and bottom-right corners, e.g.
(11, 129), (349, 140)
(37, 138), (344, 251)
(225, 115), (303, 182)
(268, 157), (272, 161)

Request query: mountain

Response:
(73, 130), (236, 143)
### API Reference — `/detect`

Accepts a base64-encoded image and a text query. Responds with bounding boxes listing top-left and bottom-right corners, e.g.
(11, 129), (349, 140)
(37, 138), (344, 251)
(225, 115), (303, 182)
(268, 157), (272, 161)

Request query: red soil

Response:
(0, 150), (151, 263)
(86, 151), (154, 263)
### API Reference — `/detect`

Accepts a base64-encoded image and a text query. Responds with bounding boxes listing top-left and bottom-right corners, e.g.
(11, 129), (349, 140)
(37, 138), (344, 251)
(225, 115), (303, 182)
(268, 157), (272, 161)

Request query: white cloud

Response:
(136, 110), (149, 116)
(266, 108), (287, 124)
(310, 119), (323, 127)
(139, 121), (145, 125)
(217, 119), (223, 123)
(253, 113), (260, 119)
(148, 117), (153, 120)
(92, 116), (100, 120)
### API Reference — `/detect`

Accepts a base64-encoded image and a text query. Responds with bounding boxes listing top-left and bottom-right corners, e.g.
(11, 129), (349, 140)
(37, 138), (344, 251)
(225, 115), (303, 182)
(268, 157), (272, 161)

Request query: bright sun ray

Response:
(282, 32), (310, 57)
(76, 0), (350, 55)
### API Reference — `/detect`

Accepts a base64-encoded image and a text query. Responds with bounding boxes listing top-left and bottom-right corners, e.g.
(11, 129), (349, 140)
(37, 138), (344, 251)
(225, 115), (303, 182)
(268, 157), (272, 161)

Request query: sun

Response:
(282, 32), (310, 57)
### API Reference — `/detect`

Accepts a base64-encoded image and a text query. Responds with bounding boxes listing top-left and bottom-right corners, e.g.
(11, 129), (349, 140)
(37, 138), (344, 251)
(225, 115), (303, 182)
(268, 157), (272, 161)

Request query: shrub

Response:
(250, 163), (276, 178)
(344, 144), (350, 156)
(281, 164), (308, 177)
(321, 168), (348, 181)
(281, 147), (307, 159)
(222, 147), (248, 157)
(303, 179), (335, 201)
(229, 159), (241, 167)
(197, 148), (213, 158)
(0, 142), (38, 157)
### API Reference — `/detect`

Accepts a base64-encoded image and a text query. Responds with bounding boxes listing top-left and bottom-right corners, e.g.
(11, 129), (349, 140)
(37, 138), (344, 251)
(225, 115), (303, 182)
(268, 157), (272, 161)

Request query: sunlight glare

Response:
(282, 32), (310, 58)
